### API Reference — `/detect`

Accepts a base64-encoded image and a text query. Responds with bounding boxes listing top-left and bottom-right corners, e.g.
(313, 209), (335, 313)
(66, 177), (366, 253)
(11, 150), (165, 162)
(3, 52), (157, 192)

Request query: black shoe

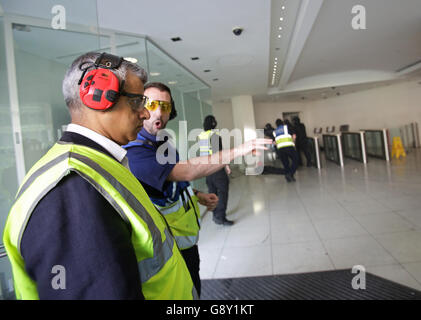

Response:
(214, 218), (234, 226)
(285, 174), (292, 182)
(291, 175), (296, 182)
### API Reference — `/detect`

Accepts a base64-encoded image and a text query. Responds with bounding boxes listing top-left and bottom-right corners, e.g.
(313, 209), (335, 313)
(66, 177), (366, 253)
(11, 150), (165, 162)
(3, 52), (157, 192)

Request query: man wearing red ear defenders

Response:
(3, 52), (197, 300)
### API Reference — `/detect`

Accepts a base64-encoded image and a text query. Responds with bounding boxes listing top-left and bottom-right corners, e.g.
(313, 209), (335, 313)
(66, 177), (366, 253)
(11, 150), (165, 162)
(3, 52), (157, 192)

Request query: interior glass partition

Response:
(0, 0), (212, 299)
(145, 40), (211, 191)
(0, 15), (17, 300)
(323, 134), (344, 166)
(307, 137), (321, 169)
(365, 129), (390, 161)
(341, 132), (367, 163)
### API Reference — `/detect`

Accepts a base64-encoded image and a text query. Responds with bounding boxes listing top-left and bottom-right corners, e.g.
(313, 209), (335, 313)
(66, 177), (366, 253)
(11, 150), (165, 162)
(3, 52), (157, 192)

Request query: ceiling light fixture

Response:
(171, 37), (182, 42)
(168, 81), (177, 85)
(281, 6), (285, 10)
(150, 72), (160, 76)
(280, 17), (284, 21)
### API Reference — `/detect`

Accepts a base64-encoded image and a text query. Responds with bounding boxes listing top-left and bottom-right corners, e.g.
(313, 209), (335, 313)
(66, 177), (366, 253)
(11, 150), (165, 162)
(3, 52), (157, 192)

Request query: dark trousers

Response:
(181, 244), (201, 297)
(206, 169), (229, 222)
(296, 141), (312, 166)
(277, 146), (299, 176)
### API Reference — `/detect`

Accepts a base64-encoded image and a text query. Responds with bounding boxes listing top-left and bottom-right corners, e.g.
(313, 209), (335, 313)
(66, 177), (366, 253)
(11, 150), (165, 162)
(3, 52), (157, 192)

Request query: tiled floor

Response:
(197, 148), (421, 292)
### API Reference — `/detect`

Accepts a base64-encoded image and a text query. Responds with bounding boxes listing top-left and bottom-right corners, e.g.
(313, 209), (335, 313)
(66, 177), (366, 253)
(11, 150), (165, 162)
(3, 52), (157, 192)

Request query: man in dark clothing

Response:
(293, 117), (313, 167)
(200, 115), (233, 226)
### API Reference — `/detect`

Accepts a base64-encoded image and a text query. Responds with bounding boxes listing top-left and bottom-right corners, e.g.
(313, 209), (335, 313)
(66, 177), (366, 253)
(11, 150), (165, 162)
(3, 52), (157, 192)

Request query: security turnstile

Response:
(341, 132), (367, 164)
(307, 137), (321, 169)
(364, 129), (390, 161)
(322, 134), (344, 167)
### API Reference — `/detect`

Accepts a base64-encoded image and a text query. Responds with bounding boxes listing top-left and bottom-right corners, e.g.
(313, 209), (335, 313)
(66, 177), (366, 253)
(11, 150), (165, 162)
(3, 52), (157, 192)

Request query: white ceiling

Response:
(3, 0), (421, 103)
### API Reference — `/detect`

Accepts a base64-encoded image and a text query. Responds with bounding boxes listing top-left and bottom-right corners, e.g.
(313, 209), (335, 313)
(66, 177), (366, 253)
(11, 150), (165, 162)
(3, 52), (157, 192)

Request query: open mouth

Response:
(155, 120), (162, 129)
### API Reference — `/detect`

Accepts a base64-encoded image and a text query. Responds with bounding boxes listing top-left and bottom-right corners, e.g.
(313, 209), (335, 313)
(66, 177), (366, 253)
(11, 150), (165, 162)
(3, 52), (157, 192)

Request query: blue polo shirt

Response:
(124, 128), (190, 207)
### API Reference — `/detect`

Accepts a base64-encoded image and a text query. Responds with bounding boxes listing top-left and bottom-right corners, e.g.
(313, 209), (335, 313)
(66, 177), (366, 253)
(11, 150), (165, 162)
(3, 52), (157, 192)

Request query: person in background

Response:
(199, 115), (233, 226)
(274, 118), (299, 182)
(3, 52), (197, 300)
(264, 123), (275, 141)
(293, 116), (313, 167)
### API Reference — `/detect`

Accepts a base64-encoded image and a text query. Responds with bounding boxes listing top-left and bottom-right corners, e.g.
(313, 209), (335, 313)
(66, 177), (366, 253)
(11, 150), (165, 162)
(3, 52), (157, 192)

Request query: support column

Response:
(231, 95), (257, 173)
(231, 95), (257, 144)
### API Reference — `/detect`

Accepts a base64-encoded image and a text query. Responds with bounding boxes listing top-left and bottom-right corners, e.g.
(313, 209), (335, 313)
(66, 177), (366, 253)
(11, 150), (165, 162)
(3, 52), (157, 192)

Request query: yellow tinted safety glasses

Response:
(145, 100), (172, 113)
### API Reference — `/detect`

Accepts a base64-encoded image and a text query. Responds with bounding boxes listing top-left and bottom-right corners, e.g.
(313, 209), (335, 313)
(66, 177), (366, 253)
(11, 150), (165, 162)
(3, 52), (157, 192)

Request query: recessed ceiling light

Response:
(279, 27), (283, 30)
(278, 35), (282, 38)
(150, 72), (160, 76)
(275, 57), (278, 60)
(280, 17), (284, 21)
(124, 57), (138, 63)
(281, 6), (285, 10)
(171, 37), (182, 42)
(168, 81), (177, 85)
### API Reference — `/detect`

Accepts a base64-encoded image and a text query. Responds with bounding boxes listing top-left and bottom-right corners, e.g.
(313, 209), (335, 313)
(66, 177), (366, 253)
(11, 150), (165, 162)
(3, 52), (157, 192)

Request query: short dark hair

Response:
(144, 82), (177, 120)
(275, 118), (284, 127)
(203, 115), (217, 131)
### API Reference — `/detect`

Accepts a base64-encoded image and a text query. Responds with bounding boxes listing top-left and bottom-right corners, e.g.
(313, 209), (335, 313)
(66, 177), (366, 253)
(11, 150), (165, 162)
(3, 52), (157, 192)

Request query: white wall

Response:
(254, 100), (307, 130)
(212, 101), (235, 131)
(253, 79), (421, 136)
(304, 80), (421, 133)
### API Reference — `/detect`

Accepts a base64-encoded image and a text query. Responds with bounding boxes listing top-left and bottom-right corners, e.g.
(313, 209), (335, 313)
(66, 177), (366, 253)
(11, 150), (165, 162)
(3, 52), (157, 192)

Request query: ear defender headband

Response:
(169, 97), (177, 120)
(78, 53), (124, 110)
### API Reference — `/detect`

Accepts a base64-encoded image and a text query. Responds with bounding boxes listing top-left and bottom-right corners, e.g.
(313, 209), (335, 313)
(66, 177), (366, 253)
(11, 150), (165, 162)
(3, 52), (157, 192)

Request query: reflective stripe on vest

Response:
(198, 130), (217, 156)
(154, 186), (201, 250)
(3, 142), (196, 300)
(274, 125), (295, 149)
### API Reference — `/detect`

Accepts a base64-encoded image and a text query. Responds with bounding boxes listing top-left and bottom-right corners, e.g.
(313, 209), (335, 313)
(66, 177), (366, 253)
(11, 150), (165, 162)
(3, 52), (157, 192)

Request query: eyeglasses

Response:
(120, 90), (148, 110)
(145, 100), (172, 113)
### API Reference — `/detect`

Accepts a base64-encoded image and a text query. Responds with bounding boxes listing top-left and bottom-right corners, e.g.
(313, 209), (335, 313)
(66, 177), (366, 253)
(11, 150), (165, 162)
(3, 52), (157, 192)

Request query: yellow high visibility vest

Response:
(154, 185), (201, 250)
(198, 130), (218, 156)
(2, 142), (197, 300)
(124, 139), (201, 251)
(274, 125), (295, 149)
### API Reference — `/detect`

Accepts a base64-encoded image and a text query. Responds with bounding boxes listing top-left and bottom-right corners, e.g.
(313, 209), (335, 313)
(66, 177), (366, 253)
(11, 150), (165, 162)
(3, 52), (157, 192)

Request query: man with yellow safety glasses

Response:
(124, 82), (272, 296)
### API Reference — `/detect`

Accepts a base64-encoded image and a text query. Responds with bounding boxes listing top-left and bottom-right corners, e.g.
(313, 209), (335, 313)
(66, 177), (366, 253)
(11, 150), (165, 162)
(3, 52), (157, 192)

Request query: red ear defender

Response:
(79, 68), (120, 110)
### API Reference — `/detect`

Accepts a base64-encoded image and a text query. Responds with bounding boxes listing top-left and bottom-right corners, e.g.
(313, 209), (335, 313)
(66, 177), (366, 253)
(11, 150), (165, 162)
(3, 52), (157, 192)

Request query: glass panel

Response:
(307, 137), (319, 168)
(114, 33), (148, 73)
(365, 130), (386, 159)
(0, 15), (17, 300)
(201, 101), (213, 120)
(145, 39), (211, 191)
(342, 133), (363, 161)
(1, 0), (102, 300)
(323, 135), (340, 165)
(12, 25), (108, 171)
